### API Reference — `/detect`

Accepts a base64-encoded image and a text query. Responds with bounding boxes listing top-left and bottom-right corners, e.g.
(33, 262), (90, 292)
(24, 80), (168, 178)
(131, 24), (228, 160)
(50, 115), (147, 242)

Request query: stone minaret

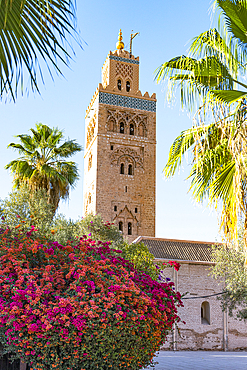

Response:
(83, 30), (156, 242)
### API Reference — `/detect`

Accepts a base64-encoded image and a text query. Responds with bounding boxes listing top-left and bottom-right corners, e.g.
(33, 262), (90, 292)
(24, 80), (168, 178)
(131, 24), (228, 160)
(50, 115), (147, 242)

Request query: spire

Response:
(116, 29), (124, 50)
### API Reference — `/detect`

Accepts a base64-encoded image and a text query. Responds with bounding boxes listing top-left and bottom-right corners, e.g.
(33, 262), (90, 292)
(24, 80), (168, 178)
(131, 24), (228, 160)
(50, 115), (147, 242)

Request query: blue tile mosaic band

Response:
(109, 55), (139, 65)
(99, 92), (156, 112)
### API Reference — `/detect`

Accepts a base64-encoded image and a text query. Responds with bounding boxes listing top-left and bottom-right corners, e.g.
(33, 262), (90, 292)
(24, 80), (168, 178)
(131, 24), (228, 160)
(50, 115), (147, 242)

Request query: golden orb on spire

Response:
(116, 29), (124, 50)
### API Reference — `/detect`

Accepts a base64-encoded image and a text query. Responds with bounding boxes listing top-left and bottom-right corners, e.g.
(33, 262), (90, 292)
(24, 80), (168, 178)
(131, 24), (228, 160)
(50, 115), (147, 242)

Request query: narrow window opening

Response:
(128, 222), (132, 235)
(125, 186), (127, 192)
(120, 122), (124, 134)
(201, 301), (210, 325)
(119, 221), (123, 232)
(117, 79), (122, 91)
(135, 207), (138, 213)
(128, 164), (133, 175)
(126, 81), (130, 92)
(130, 123), (134, 135)
(88, 195), (91, 204)
(114, 206), (117, 212)
(110, 145), (114, 150)
(120, 163), (124, 174)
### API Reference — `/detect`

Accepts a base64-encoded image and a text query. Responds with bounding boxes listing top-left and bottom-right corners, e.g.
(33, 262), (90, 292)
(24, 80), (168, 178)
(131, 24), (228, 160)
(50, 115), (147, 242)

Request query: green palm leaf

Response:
(217, 0), (247, 44)
(155, 55), (234, 109)
(0, 0), (78, 100)
(211, 160), (235, 202)
(189, 28), (241, 76)
(211, 89), (247, 103)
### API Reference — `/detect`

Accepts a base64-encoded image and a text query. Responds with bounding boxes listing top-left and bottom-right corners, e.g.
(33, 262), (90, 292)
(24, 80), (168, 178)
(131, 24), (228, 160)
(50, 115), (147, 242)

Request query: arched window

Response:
(128, 164), (133, 175)
(128, 222), (132, 235)
(126, 81), (130, 92)
(120, 163), (124, 174)
(120, 122), (124, 134)
(117, 79), (122, 91)
(201, 301), (210, 325)
(119, 221), (123, 232)
(130, 123), (134, 135)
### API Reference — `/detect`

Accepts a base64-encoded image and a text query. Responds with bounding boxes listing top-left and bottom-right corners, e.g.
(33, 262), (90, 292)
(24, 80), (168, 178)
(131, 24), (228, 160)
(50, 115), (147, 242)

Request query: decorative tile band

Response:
(109, 55), (139, 65)
(99, 92), (156, 112)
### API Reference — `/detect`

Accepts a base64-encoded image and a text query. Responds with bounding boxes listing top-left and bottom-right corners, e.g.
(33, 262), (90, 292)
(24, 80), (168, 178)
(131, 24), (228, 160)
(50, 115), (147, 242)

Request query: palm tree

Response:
(164, 103), (247, 245)
(155, 1), (247, 108)
(5, 123), (82, 212)
(0, 0), (78, 101)
(155, 0), (247, 246)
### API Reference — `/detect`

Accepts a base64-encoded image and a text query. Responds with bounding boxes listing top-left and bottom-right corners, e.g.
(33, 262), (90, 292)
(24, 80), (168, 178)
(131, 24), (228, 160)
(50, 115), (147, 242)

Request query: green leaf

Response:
(217, 0), (247, 44)
(211, 89), (247, 103)
(0, 0), (79, 101)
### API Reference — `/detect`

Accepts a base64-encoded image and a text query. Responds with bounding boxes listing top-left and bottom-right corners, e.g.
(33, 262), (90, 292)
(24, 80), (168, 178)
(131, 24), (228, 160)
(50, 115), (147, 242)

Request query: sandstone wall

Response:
(160, 261), (247, 351)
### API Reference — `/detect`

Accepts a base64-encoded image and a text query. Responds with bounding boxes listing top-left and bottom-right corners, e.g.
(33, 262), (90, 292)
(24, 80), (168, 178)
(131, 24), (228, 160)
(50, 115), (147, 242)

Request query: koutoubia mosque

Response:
(82, 31), (247, 351)
(83, 30), (156, 243)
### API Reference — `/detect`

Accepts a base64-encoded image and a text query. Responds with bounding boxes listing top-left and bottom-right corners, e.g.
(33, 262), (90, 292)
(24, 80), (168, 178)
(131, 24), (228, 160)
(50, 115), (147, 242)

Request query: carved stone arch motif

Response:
(86, 116), (96, 148)
(138, 122), (146, 137)
(106, 109), (148, 137)
(88, 153), (93, 171)
(130, 114), (147, 137)
(113, 205), (139, 236)
(106, 110), (116, 132)
(118, 154), (135, 166)
(110, 147), (143, 168)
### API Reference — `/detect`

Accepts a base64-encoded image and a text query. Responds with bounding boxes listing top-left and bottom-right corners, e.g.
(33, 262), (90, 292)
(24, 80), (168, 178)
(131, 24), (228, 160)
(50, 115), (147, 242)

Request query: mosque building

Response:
(83, 30), (247, 351)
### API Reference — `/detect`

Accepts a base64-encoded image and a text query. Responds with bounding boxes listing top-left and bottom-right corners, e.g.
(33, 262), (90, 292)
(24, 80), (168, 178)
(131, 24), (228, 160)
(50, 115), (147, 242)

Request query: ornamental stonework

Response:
(110, 147), (144, 168)
(99, 92), (156, 112)
(116, 62), (133, 79)
(106, 109), (147, 137)
(86, 116), (96, 148)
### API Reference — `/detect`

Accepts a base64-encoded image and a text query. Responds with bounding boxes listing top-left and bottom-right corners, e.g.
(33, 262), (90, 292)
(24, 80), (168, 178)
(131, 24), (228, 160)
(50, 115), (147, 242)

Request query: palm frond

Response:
(164, 123), (221, 178)
(217, 0), (247, 44)
(211, 159), (235, 202)
(189, 28), (241, 76)
(155, 55), (234, 109)
(216, 0), (247, 68)
(7, 142), (33, 156)
(53, 140), (83, 158)
(0, 0), (78, 100)
(211, 89), (247, 103)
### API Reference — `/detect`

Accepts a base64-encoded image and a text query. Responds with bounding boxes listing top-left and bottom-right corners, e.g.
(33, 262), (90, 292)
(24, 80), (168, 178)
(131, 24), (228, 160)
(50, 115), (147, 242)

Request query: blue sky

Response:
(0, 0), (220, 242)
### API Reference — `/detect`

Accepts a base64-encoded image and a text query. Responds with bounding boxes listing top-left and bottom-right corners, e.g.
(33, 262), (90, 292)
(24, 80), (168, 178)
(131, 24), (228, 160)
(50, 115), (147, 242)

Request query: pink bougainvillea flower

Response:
(0, 225), (183, 370)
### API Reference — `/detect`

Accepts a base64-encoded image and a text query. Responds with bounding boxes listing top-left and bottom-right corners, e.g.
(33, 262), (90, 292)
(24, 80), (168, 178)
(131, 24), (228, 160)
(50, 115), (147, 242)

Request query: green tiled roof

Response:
(133, 237), (214, 262)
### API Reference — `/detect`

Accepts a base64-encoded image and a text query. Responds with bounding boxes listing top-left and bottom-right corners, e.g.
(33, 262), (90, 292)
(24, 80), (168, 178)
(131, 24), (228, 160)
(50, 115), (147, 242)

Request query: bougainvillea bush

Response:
(0, 227), (183, 370)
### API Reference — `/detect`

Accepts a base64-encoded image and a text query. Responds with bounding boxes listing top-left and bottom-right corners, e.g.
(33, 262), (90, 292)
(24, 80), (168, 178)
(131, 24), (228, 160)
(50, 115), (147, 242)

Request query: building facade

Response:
(83, 31), (156, 242)
(135, 236), (247, 351)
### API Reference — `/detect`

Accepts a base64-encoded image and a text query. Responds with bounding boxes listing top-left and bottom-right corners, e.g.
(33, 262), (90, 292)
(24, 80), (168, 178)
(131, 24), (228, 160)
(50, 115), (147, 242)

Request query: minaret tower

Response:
(83, 30), (156, 242)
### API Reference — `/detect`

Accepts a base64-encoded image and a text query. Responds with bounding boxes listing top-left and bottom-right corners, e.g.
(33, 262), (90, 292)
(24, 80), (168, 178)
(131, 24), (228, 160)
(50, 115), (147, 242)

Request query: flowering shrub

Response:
(0, 227), (183, 370)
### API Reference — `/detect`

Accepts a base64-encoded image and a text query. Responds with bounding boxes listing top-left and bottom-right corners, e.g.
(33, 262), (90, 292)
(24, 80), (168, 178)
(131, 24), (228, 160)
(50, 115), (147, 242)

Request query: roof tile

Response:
(134, 237), (214, 262)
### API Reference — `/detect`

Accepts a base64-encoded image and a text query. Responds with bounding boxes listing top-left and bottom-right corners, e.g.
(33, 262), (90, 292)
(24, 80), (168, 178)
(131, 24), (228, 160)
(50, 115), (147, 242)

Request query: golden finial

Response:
(116, 29), (124, 50)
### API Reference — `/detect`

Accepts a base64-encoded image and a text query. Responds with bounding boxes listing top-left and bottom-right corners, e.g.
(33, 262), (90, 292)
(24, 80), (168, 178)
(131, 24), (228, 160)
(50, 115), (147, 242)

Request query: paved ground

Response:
(143, 351), (247, 370)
